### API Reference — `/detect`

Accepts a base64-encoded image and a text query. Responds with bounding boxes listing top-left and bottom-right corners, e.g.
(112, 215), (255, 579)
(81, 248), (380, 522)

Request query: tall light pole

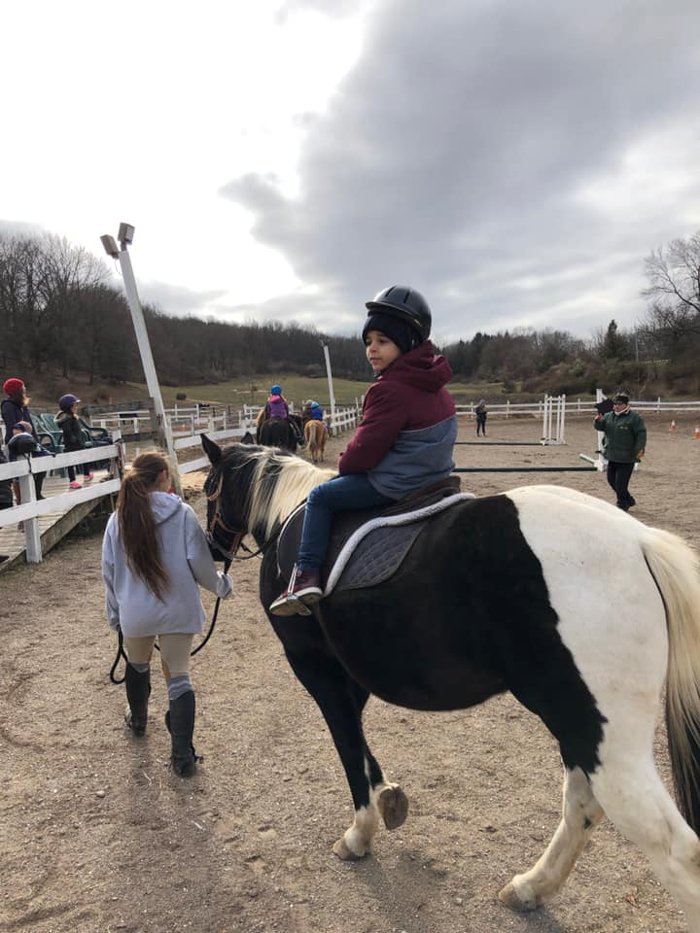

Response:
(100, 224), (183, 496)
(320, 341), (337, 435)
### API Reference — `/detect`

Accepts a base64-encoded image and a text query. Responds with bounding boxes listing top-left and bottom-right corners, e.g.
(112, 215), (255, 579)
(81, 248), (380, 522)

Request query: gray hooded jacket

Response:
(102, 492), (233, 636)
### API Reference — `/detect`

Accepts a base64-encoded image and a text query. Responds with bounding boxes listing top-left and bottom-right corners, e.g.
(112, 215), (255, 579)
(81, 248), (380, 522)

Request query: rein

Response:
(110, 556), (232, 684)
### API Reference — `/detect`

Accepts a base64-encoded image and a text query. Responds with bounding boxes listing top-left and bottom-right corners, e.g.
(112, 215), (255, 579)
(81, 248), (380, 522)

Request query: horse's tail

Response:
(305, 422), (317, 452)
(642, 525), (700, 833)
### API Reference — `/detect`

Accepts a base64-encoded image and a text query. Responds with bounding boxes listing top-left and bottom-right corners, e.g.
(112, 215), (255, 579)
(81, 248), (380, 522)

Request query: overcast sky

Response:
(2, 0), (699, 345)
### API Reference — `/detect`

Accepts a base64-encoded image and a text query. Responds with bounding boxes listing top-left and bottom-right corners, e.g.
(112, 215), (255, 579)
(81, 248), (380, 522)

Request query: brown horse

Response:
(303, 419), (327, 462)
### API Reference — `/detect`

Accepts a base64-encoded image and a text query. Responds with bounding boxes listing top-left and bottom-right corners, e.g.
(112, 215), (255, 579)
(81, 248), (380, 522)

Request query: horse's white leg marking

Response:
(590, 750), (700, 931)
(333, 802), (379, 860)
(333, 763), (408, 861)
(500, 767), (603, 910)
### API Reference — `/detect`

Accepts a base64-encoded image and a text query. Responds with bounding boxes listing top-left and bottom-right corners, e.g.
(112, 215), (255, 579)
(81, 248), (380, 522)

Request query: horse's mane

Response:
(222, 445), (336, 541)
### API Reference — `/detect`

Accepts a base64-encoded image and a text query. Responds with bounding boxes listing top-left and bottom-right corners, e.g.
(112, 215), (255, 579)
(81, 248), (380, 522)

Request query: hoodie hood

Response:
(380, 340), (452, 393)
(149, 491), (182, 525)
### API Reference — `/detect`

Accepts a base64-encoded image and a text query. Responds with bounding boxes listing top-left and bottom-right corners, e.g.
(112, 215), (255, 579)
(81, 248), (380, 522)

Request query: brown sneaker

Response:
(269, 568), (323, 617)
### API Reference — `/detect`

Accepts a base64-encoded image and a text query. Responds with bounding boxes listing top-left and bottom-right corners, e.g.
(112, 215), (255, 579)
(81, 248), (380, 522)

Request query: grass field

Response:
(27, 370), (592, 412)
(65, 374), (518, 410)
(159, 376), (516, 408)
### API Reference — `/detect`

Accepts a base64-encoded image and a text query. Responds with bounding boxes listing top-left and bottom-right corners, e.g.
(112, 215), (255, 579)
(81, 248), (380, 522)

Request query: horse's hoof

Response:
(377, 786), (409, 830)
(498, 880), (538, 912)
(333, 837), (366, 861)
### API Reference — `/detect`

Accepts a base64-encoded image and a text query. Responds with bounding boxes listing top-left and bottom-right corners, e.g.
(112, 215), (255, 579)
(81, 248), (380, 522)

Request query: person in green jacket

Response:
(594, 391), (647, 511)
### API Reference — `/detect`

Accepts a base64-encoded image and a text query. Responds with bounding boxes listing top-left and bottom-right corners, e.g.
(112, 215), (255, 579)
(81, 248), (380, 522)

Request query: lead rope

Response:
(109, 556), (233, 684)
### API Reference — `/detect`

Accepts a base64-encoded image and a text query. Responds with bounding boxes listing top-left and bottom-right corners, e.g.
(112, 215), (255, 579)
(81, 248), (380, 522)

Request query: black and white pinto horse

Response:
(202, 437), (700, 929)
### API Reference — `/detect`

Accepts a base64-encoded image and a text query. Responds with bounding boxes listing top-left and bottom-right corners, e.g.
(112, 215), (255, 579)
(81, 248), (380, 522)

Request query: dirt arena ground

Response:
(1, 412), (699, 933)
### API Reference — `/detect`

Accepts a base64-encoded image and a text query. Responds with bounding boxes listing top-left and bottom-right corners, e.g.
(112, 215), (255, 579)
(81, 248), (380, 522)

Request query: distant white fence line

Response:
(239, 404), (359, 435)
(91, 396), (700, 442)
(91, 402), (361, 439)
(457, 396), (700, 417)
(94, 404), (244, 438)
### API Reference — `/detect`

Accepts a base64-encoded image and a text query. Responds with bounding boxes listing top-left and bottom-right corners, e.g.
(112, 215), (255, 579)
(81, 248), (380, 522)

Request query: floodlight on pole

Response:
(320, 340), (337, 435)
(100, 235), (119, 259)
(118, 222), (135, 247)
(99, 224), (183, 496)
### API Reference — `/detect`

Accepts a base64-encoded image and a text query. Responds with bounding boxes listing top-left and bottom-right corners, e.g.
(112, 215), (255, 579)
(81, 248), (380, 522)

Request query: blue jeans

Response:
(297, 473), (395, 571)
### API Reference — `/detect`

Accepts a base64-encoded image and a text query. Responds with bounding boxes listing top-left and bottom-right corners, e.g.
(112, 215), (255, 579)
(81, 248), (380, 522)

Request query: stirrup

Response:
(269, 593), (312, 617)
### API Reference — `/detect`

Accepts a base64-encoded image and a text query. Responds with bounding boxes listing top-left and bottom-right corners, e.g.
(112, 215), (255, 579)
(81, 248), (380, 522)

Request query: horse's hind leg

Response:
(284, 649), (408, 859)
(499, 765), (604, 911)
(590, 752), (700, 929)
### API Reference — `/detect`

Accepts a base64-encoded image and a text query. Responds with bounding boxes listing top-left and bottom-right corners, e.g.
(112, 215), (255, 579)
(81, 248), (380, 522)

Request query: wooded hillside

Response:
(1, 230), (698, 398)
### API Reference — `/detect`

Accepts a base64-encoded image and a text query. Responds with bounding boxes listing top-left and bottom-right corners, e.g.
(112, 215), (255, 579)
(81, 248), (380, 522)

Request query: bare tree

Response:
(642, 231), (700, 335)
(39, 234), (110, 376)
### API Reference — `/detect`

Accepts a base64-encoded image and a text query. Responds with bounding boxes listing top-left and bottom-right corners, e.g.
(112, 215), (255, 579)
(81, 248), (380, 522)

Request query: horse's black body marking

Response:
(263, 493), (605, 778)
(259, 416), (298, 453)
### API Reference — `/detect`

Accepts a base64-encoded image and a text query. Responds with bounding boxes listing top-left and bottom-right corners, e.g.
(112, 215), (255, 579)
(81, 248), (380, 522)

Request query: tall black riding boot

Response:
(124, 663), (151, 736)
(34, 471), (45, 500)
(166, 690), (199, 777)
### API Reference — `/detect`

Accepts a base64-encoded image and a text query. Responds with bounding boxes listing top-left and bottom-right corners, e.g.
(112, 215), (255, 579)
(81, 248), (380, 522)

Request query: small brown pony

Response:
(303, 419), (327, 462)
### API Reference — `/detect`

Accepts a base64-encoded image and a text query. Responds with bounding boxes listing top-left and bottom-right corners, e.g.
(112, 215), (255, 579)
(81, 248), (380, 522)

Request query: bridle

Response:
(204, 465), (279, 562)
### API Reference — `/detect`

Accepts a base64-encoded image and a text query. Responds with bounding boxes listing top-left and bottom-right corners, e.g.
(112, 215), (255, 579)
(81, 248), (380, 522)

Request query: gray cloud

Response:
(0, 218), (48, 238)
(138, 280), (229, 318)
(221, 0), (700, 341)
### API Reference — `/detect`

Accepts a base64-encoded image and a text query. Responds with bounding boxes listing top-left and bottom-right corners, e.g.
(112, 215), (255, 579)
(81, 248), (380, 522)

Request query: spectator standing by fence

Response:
(56, 394), (93, 489)
(0, 445), (12, 562)
(594, 391), (647, 512)
(475, 399), (488, 437)
(2, 379), (46, 502)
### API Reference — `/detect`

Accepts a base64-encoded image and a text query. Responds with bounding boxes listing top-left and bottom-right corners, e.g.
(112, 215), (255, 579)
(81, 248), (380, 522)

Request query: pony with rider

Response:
(256, 384), (303, 450)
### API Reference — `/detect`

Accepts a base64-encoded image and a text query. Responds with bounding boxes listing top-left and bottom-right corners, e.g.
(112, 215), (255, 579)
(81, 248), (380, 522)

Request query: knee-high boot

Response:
(124, 663), (151, 736)
(166, 690), (199, 777)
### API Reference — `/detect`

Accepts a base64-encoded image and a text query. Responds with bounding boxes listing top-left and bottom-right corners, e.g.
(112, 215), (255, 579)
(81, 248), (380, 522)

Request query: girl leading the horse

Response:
(270, 285), (457, 615)
(101, 452), (233, 776)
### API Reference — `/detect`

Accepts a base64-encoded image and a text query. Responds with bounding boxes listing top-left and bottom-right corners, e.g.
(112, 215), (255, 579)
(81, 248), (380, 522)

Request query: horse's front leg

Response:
(283, 645), (408, 859)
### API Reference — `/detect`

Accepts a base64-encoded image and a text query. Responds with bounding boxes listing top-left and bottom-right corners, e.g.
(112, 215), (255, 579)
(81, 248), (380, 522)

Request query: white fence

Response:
(456, 397), (700, 417)
(0, 446), (122, 563)
(93, 404), (245, 438)
(240, 404), (360, 435)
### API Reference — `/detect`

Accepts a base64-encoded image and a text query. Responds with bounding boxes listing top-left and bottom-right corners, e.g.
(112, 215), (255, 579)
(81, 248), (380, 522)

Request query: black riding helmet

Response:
(8, 433), (39, 457)
(365, 285), (432, 343)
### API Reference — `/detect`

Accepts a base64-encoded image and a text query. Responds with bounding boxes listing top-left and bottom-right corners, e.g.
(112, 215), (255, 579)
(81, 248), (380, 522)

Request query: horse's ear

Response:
(201, 433), (222, 465)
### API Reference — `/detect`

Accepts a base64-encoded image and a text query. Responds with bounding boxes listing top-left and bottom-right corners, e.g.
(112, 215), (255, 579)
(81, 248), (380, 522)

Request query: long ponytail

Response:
(117, 452), (170, 601)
